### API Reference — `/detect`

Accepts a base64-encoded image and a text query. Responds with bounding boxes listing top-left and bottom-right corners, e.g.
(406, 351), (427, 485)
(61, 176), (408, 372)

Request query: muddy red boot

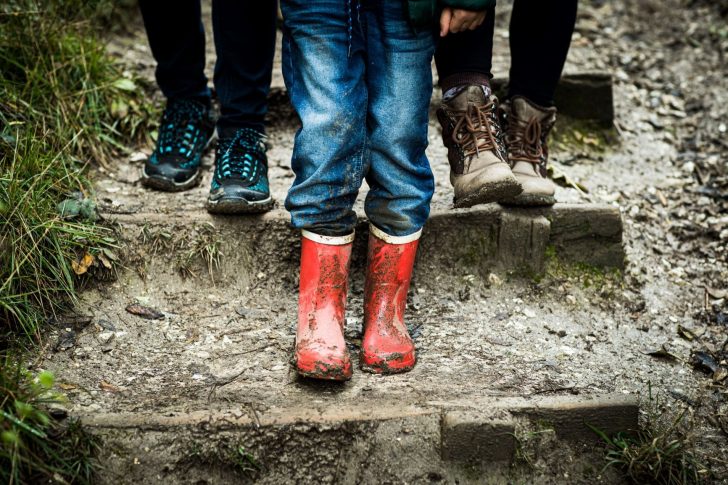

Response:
(294, 231), (354, 381)
(361, 226), (419, 375)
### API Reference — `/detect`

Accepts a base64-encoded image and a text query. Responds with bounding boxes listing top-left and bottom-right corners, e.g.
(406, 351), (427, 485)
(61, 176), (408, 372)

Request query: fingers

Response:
(447, 10), (487, 34)
(440, 7), (452, 37)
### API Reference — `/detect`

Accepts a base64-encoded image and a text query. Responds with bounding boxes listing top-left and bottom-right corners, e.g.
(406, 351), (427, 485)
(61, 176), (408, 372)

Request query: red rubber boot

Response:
(361, 226), (420, 375)
(294, 231), (354, 381)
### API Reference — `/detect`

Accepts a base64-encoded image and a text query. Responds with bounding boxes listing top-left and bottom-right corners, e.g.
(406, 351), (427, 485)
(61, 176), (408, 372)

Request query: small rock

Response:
(129, 151), (148, 163)
(522, 308), (536, 318)
(97, 331), (115, 345)
(55, 329), (76, 351)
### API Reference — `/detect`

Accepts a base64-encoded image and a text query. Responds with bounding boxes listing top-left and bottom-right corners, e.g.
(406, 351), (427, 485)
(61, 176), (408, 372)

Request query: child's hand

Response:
(439, 7), (486, 37)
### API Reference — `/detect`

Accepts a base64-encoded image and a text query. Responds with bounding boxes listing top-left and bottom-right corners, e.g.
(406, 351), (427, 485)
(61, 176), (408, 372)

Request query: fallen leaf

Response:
(99, 380), (121, 393)
(706, 287), (727, 299)
(57, 383), (77, 390)
(548, 165), (588, 193)
(677, 325), (697, 342)
(71, 253), (95, 275)
(125, 304), (164, 320)
(643, 344), (679, 362)
(97, 252), (113, 269)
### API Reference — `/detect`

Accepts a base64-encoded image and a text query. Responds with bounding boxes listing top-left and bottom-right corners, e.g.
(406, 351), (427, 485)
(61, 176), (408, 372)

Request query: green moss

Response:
(550, 116), (619, 155)
(539, 245), (623, 292)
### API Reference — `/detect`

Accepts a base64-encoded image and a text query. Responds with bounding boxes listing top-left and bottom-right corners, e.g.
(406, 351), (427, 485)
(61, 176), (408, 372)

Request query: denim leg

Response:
(212, 0), (277, 135)
(138, 0), (210, 101)
(281, 0), (368, 237)
(363, 2), (436, 237)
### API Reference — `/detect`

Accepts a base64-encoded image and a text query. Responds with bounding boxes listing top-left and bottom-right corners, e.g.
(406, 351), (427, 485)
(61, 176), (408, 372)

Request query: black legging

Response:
(138, 0), (277, 134)
(434, 0), (578, 107)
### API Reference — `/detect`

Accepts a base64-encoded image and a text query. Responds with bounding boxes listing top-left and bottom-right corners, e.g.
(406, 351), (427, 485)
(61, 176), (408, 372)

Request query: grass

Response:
(184, 440), (263, 479)
(1, 0), (156, 481)
(0, 356), (101, 485)
(590, 385), (709, 484)
(0, 0), (155, 345)
(176, 224), (223, 282)
(512, 420), (556, 469)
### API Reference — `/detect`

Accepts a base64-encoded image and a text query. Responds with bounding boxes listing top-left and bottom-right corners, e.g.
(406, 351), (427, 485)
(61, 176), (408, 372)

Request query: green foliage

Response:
(0, 0), (155, 344)
(0, 356), (100, 484)
(590, 386), (709, 484)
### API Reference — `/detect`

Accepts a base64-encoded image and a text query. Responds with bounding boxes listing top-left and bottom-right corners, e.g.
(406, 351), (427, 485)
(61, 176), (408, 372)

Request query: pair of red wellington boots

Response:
(294, 226), (420, 381)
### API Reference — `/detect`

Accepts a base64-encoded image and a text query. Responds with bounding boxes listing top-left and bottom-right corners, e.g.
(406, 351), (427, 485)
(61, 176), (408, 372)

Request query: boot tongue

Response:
(448, 85), (488, 111)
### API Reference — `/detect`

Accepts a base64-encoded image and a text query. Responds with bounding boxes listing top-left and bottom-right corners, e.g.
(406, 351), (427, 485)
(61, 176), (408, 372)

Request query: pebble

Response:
(97, 331), (115, 345)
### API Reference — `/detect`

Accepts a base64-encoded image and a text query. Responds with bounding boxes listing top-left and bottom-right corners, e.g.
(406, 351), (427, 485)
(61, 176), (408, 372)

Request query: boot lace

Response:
(505, 115), (546, 165)
(449, 100), (504, 161)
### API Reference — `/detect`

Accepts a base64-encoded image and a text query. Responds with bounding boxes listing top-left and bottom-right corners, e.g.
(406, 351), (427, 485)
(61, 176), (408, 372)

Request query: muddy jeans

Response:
(281, 0), (436, 237)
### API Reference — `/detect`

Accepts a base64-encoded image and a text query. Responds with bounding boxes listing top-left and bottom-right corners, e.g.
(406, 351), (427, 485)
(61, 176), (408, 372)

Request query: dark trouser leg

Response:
(508, 0), (578, 106)
(212, 0), (277, 135)
(138, 0), (210, 102)
(433, 6), (495, 91)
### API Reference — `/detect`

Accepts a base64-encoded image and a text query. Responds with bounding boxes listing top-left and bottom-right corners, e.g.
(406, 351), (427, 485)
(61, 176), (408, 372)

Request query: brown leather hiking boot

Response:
(499, 96), (558, 206)
(437, 86), (522, 208)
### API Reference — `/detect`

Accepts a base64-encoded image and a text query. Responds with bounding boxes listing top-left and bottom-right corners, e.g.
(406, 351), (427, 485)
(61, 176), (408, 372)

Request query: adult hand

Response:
(439, 7), (487, 37)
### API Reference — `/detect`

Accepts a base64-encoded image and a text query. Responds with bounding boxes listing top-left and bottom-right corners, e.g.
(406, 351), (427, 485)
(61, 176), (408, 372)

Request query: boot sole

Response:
(206, 196), (275, 215)
(295, 359), (352, 381)
(453, 176), (523, 209)
(360, 352), (416, 375)
(499, 192), (556, 207)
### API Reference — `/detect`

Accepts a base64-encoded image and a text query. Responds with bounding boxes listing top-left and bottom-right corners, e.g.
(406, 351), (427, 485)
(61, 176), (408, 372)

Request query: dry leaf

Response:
(125, 304), (164, 320)
(705, 286), (727, 299)
(99, 380), (121, 393)
(677, 325), (697, 342)
(72, 253), (95, 275)
(98, 252), (113, 269)
(58, 383), (77, 390)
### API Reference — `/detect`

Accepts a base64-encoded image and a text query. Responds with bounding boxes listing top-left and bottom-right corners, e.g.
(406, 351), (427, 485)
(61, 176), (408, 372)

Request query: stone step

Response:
(113, 203), (623, 285)
(83, 395), (636, 484)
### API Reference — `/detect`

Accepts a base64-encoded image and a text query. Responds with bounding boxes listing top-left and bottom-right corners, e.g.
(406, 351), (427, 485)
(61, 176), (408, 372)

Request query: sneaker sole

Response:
(499, 192), (557, 207)
(140, 168), (202, 192)
(205, 196), (275, 215)
(453, 176), (523, 209)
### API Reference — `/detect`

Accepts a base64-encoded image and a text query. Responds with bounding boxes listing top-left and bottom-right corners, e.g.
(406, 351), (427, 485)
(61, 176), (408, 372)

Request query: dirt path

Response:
(39, 1), (728, 482)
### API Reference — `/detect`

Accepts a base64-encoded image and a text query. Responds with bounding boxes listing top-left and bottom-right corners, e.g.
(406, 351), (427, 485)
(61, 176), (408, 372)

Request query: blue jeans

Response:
(281, 0), (436, 237)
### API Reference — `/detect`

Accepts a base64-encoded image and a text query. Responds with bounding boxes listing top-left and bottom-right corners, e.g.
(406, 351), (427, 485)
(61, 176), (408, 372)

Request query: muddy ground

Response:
(37, 0), (728, 482)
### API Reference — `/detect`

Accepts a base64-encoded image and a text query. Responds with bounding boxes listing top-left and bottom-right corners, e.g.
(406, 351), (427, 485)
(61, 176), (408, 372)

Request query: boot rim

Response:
(302, 230), (355, 245)
(369, 224), (421, 245)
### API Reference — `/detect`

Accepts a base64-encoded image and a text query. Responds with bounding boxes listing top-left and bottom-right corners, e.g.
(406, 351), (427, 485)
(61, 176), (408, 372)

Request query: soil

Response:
(37, 0), (728, 482)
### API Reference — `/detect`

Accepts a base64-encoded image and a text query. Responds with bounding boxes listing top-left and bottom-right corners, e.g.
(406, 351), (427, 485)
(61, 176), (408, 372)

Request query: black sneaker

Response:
(141, 98), (215, 192)
(206, 128), (275, 214)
